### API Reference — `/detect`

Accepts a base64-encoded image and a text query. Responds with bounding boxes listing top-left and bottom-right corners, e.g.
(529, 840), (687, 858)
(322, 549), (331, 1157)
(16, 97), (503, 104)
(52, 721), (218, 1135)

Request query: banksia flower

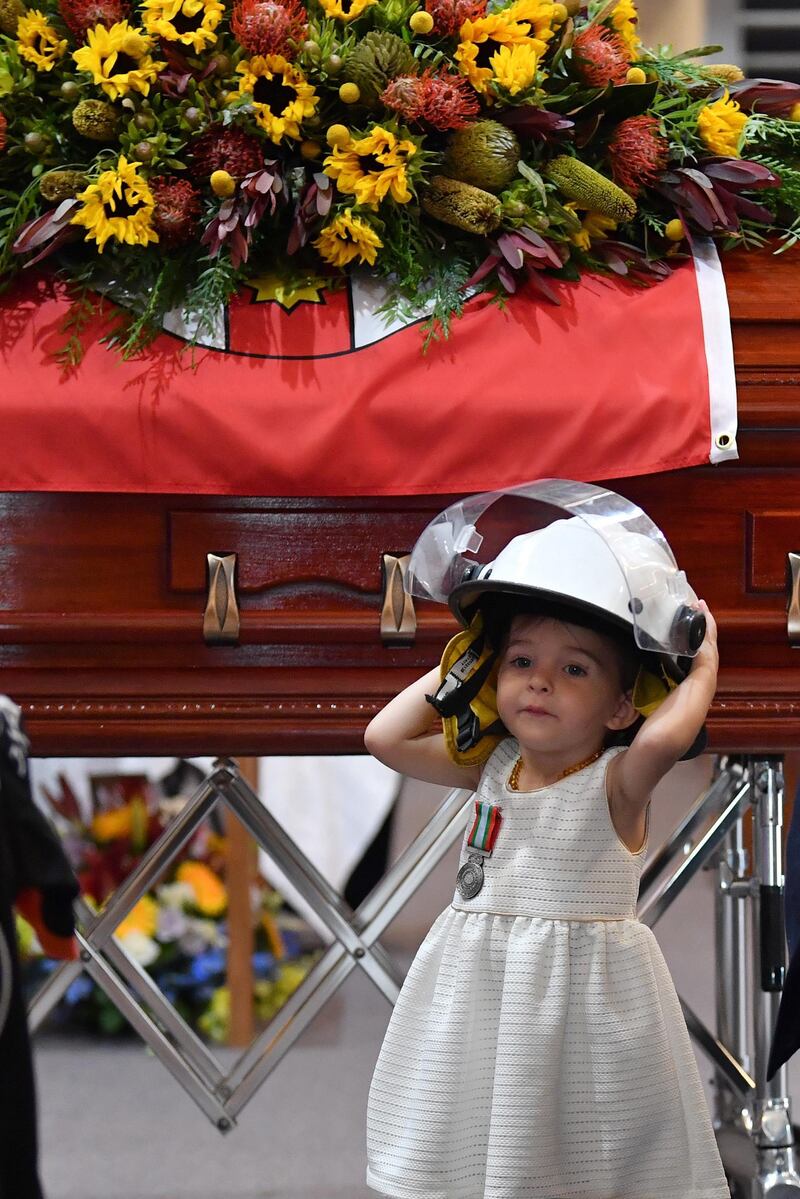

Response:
(608, 115), (668, 195)
(40, 168), (88, 200)
(704, 63), (744, 85)
(231, 0), (307, 58)
(545, 154), (637, 220)
(381, 67), (479, 130)
(58, 0), (129, 38)
(443, 119), (520, 192)
(0, 0), (24, 35)
(343, 30), (415, 105)
(150, 175), (201, 246)
(189, 124), (263, 180)
(423, 0), (486, 38)
(72, 98), (119, 140)
(571, 25), (629, 87)
(422, 174), (501, 234)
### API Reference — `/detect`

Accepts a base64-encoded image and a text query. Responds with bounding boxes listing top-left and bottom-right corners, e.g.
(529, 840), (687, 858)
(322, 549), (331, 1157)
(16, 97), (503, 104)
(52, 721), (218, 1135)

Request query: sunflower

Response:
(314, 208), (383, 267)
(16, 10), (68, 71)
(610, 0), (639, 59)
(455, 4), (553, 96)
(71, 154), (159, 251)
(141, 0), (224, 52)
(237, 53), (318, 142)
(72, 19), (164, 100)
(115, 896), (158, 939)
(317, 0), (376, 22)
(324, 125), (416, 207)
(489, 40), (539, 96)
(697, 91), (748, 158)
(176, 861), (227, 916)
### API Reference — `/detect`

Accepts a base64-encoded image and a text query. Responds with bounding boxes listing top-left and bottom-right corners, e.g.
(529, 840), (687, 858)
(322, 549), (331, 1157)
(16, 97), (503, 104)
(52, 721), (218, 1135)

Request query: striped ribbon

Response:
(467, 800), (502, 856)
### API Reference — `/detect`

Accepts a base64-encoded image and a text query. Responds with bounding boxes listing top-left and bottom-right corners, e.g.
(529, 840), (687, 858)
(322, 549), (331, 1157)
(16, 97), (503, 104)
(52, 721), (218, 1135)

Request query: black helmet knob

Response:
(672, 604), (706, 653)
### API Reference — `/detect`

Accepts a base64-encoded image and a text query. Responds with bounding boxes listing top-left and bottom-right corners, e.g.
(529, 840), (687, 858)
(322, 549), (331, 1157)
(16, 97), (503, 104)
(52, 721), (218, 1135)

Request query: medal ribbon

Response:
(467, 800), (502, 856)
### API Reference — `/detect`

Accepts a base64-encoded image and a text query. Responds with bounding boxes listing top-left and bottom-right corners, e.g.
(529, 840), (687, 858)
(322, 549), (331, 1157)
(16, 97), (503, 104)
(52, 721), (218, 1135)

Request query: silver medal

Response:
(456, 855), (485, 900)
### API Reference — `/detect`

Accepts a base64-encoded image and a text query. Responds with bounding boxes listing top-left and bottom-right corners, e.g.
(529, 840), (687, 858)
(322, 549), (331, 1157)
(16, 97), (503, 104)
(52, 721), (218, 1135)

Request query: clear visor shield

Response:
(406, 479), (702, 657)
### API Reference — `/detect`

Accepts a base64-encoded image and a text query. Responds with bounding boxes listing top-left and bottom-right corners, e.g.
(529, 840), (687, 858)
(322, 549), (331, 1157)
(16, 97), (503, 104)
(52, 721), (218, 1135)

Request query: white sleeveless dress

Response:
(366, 739), (730, 1199)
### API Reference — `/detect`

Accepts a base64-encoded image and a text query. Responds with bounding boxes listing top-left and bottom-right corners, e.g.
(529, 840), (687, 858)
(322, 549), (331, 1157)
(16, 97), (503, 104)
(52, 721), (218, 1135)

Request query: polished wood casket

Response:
(1, 245), (799, 757)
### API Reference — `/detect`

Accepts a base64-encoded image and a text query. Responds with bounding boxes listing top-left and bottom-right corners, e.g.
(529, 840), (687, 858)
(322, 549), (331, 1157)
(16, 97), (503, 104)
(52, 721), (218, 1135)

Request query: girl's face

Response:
(495, 615), (637, 756)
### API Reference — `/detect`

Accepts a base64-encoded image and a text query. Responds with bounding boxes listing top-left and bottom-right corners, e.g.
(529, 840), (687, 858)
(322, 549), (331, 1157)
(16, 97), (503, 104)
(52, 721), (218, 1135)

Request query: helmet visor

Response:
(406, 479), (702, 657)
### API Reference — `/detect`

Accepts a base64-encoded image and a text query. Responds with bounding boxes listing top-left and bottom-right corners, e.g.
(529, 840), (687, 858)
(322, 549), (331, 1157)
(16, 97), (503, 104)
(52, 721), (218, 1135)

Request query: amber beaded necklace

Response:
(507, 747), (604, 792)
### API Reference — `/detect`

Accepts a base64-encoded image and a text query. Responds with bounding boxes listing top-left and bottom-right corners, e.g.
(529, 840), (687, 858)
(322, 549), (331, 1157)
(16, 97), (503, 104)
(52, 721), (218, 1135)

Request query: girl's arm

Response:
(364, 666), (483, 790)
(608, 601), (718, 817)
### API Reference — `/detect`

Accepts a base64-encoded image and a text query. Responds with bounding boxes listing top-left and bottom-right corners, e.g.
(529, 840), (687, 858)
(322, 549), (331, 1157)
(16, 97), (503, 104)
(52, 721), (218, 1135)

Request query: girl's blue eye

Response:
(511, 656), (531, 669)
(565, 663), (588, 677)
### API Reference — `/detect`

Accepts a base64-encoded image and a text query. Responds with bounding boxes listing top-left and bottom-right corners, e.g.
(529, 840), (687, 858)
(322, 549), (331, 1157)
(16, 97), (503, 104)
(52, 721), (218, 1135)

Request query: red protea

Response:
(189, 125), (264, 182)
(0, 112), (7, 153)
(572, 25), (629, 87)
(382, 67), (479, 131)
(231, 0), (307, 58)
(58, 0), (130, 40)
(424, 0), (486, 38)
(150, 176), (201, 247)
(608, 115), (669, 195)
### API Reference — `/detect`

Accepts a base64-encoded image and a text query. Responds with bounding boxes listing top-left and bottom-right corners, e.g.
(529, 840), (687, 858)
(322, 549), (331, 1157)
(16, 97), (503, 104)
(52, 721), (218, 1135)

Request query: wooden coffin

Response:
(1, 245), (799, 756)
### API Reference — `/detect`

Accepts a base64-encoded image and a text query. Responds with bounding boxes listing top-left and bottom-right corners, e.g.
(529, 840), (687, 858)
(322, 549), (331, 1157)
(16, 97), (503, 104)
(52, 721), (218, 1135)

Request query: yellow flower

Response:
(697, 91), (748, 158)
(116, 896), (158, 940)
(324, 125), (416, 207)
(456, 3), (553, 96)
(237, 54), (318, 143)
(610, 0), (640, 59)
(317, 0), (376, 20)
(314, 208), (383, 267)
(489, 41), (539, 95)
(16, 11), (67, 71)
(71, 155), (158, 252)
(73, 20), (165, 100)
(790, 102), (800, 122)
(567, 204), (617, 250)
(176, 860), (227, 916)
(91, 805), (133, 841)
(141, 0), (223, 52)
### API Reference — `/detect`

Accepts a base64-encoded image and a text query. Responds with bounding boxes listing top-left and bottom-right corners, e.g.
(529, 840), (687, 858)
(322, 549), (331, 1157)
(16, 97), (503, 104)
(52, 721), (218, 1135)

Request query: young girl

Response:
(364, 485), (730, 1199)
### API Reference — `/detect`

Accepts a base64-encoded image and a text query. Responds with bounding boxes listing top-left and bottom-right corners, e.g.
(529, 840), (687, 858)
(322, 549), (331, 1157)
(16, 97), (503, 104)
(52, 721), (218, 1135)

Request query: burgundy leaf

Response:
(496, 262), (518, 293)
(464, 252), (502, 290)
(525, 269), (561, 305)
(702, 157), (780, 189)
(727, 77), (800, 116)
(496, 233), (524, 270)
(23, 225), (80, 268)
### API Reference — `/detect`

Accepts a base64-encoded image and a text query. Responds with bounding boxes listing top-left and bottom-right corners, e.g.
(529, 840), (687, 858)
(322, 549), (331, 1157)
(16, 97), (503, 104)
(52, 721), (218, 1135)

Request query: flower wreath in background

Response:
(0, 0), (799, 357)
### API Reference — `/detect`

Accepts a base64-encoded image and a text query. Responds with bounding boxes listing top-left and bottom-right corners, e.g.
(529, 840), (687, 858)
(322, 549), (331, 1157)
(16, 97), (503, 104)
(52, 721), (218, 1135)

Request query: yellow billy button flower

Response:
(324, 124), (416, 208)
(409, 9), (433, 33)
(338, 81), (360, 104)
(237, 54), (319, 143)
(626, 66), (646, 84)
(73, 20), (165, 101)
(490, 41), (539, 96)
(314, 208), (383, 268)
(301, 139), (322, 159)
(789, 102), (800, 122)
(665, 218), (684, 241)
(697, 90), (748, 158)
(71, 154), (159, 251)
(17, 10), (67, 70)
(326, 123), (351, 147)
(210, 169), (235, 196)
(318, 0), (376, 20)
(141, 0), (224, 53)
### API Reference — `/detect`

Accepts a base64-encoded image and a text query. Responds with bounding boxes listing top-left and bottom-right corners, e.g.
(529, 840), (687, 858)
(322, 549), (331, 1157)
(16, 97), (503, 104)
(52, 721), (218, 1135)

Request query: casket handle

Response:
(787, 553), (800, 646)
(204, 552), (240, 645)
(381, 554), (416, 645)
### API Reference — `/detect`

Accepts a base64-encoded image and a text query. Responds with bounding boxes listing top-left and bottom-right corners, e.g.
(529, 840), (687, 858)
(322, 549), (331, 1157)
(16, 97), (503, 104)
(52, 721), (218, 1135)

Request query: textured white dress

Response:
(366, 738), (730, 1199)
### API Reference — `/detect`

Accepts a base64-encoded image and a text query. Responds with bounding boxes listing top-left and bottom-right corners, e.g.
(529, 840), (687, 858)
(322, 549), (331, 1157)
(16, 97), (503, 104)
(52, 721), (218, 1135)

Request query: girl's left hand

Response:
(689, 600), (718, 679)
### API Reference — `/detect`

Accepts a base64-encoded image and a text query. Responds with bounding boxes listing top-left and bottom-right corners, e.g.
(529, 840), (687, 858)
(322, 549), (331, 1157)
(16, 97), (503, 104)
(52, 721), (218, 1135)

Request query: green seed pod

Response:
(0, 0), (24, 36)
(39, 169), (88, 202)
(544, 154), (637, 222)
(72, 98), (119, 142)
(443, 120), (521, 194)
(421, 175), (502, 235)
(344, 31), (414, 105)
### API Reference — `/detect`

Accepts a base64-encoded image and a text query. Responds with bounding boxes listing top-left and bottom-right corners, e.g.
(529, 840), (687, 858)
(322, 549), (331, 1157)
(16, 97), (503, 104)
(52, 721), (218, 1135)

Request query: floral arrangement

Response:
(1, 0), (800, 354)
(17, 771), (318, 1041)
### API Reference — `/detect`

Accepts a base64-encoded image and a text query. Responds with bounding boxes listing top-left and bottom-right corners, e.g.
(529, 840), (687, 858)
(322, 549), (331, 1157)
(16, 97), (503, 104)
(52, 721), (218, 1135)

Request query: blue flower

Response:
(65, 975), (94, 1005)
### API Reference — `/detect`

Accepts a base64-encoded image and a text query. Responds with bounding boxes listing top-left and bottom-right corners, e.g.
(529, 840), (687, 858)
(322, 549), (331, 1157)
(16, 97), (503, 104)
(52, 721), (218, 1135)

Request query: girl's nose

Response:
(528, 671), (551, 693)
